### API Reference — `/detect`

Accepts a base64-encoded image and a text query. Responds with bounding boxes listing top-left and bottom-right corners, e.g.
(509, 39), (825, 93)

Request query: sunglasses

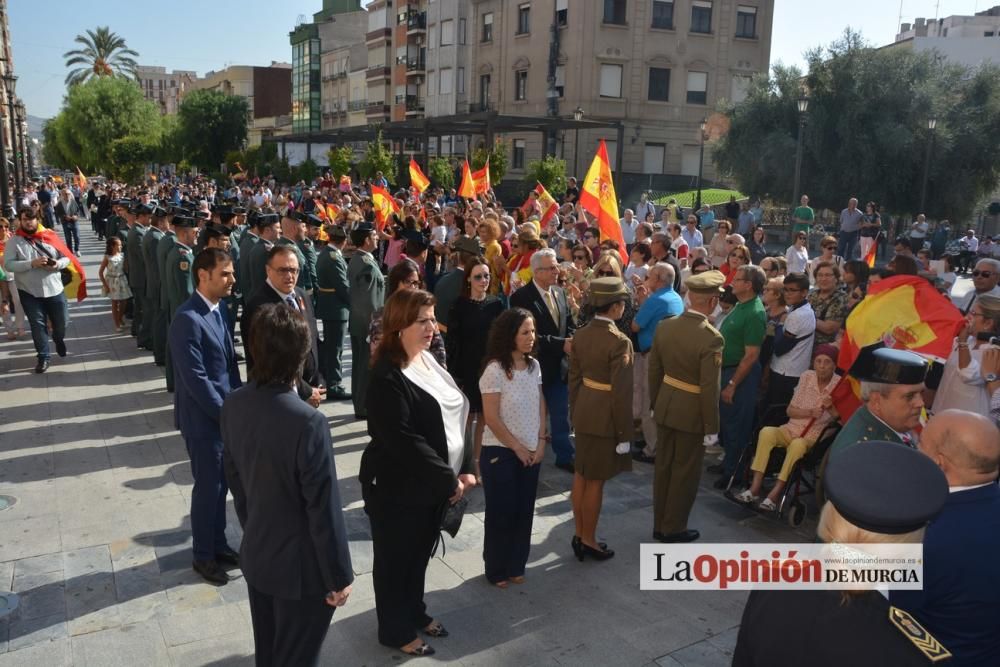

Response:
(822, 245), (836, 250)
(596, 271), (616, 277)
(973, 270), (994, 278)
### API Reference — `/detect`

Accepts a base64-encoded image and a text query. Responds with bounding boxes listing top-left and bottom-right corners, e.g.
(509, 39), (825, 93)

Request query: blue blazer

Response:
(168, 292), (242, 440)
(890, 483), (1000, 667)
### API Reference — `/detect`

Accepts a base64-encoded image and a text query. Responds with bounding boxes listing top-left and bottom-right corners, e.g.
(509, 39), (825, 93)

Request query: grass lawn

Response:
(652, 188), (746, 208)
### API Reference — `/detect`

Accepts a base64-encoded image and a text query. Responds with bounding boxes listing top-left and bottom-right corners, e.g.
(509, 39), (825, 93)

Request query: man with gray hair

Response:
(619, 208), (639, 248)
(955, 257), (1000, 315)
(511, 247), (577, 471)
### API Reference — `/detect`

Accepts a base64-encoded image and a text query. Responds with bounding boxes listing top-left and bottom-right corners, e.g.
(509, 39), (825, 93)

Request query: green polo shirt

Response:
(792, 205), (814, 234)
(719, 297), (766, 367)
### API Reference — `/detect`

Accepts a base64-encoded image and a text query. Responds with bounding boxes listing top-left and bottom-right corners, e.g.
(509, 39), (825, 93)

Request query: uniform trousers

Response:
(246, 584), (335, 667)
(653, 426), (705, 534)
(151, 303), (167, 365)
(720, 363), (761, 477)
(164, 311), (175, 392)
(542, 380), (574, 465)
(130, 290), (143, 337)
(184, 437), (229, 562)
(321, 319), (347, 388)
(138, 294), (155, 348)
(368, 500), (438, 648)
(480, 447), (541, 583)
(350, 333), (370, 417)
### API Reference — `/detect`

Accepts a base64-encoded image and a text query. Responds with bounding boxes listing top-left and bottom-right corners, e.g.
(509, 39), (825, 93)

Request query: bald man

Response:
(890, 409), (1000, 667)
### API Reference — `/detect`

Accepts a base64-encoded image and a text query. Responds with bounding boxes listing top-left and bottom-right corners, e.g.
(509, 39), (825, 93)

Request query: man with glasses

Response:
(956, 258), (1000, 315)
(348, 223), (385, 419)
(768, 272), (815, 407)
(3, 207), (72, 373)
(759, 257), (780, 278)
(682, 214), (704, 249)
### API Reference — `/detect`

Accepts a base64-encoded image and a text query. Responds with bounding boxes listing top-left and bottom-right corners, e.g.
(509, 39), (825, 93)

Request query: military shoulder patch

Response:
(179, 261), (189, 271)
(888, 606), (951, 662)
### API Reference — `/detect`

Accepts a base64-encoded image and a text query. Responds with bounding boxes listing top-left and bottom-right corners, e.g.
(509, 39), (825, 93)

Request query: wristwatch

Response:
(985, 373), (998, 383)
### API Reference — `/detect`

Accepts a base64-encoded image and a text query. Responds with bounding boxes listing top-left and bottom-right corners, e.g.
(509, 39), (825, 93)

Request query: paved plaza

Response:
(1, 232), (849, 666)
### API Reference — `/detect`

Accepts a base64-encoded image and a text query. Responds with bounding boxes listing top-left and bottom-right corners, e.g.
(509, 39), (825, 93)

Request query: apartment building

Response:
(135, 66), (197, 115)
(887, 5), (1000, 69)
(184, 64), (294, 146)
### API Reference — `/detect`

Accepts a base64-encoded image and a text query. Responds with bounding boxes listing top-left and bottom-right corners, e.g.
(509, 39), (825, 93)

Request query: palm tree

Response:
(63, 27), (140, 87)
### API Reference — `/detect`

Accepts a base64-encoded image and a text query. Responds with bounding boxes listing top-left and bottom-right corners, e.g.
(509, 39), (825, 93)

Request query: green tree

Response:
(357, 130), (397, 184)
(41, 117), (73, 169)
(472, 138), (509, 184)
(109, 135), (155, 182)
(714, 29), (1000, 221)
(428, 156), (454, 190)
(63, 27), (139, 87)
(296, 158), (319, 184)
(525, 155), (567, 197)
(326, 146), (353, 180)
(176, 90), (249, 171)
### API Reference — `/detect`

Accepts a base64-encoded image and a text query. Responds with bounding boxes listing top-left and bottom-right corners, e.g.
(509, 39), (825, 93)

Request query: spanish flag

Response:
(74, 167), (87, 191)
(15, 227), (87, 302)
(579, 139), (627, 265)
(371, 185), (399, 231)
(831, 274), (964, 420)
(525, 182), (558, 227)
(409, 159), (430, 194)
(863, 232), (880, 268)
(472, 159), (491, 195)
(458, 159), (476, 199)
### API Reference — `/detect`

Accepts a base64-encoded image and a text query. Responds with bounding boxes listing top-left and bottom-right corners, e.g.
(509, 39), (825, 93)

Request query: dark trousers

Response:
(321, 319), (347, 388)
(18, 289), (67, 361)
(368, 501), (437, 647)
(837, 229), (859, 261)
(542, 380), (574, 464)
(480, 447), (541, 583)
(62, 221), (80, 254)
(138, 294), (154, 348)
(720, 363), (761, 477)
(246, 584), (334, 667)
(184, 437), (229, 561)
(164, 309), (175, 392)
(653, 426), (704, 534)
(96, 217), (107, 239)
(765, 371), (799, 411)
(350, 333), (370, 417)
(130, 290), (143, 336)
(957, 251), (976, 272)
(150, 300), (167, 365)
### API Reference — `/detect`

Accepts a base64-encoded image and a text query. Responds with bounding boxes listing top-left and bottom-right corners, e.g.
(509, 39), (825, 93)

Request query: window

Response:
(480, 74), (491, 108)
(604, 139), (618, 170)
(987, 31), (996, 37)
(604, 0), (627, 24)
(691, 0), (712, 34)
(513, 139), (526, 168)
(686, 70), (707, 104)
(459, 18), (466, 44)
(680, 145), (700, 176)
(515, 70), (528, 100)
(643, 143), (665, 174)
(651, 0), (674, 29)
(429, 23), (437, 48)
(428, 71), (438, 97)
(557, 0), (568, 26)
(730, 74), (752, 103)
(440, 68), (454, 94)
(599, 63), (623, 98)
(457, 67), (465, 93)
(517, 4), (530, 35)
(441, 19), (454, 45)
(648, 67), (670, 101)
(555, 65), (565, 98)
(482, 12), (493, 42)
(736, 5), (757, 38)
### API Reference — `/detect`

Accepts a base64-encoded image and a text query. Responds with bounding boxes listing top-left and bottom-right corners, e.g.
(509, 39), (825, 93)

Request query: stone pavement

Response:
(0, 230), (826, 666)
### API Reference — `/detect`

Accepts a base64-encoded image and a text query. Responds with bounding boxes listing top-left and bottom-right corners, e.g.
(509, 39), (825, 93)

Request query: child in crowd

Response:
(98, 237), (132, 332)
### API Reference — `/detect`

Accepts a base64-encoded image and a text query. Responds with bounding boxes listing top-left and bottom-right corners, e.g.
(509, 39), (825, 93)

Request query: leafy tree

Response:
(41, 117), (73, 169)
(714, 29), (1000, 222)
(428, 156), (454, 190)
(357, 130), (397, 184)
(109, 135), (155, 182)
(525, 155), (567, 197)
(176, 90), (249, 171)
(326, 146), (353, 180)
(472, 138), (509, 183)
(63, 27), (139, 87)
(296, 158), (319, 184)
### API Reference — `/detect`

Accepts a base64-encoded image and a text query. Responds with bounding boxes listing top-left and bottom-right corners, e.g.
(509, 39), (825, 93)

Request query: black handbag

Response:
(439, 495), (468, 538)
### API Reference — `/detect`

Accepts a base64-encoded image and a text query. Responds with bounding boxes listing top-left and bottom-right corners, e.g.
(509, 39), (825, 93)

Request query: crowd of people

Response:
(1, 171), (998, 666)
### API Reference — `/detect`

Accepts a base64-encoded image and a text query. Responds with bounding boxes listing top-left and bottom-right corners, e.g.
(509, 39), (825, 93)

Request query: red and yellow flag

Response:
(831, 274), (964, 420)
(458, 160), (476, 199)
(371, 185), (399, 231)
(472, 159), (491, 195)
(863, 232), (880, 268)
(15, 227), (87, 302)
(74, 167), (87, 190)
(409, 159), (430, 194)
(579, 139), (627, 265)
(530, 182), (558, 227)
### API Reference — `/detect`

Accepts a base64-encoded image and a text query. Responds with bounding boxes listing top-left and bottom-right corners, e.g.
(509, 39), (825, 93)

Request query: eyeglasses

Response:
(557, 278), (567, 286)
(402, 278), (421, 287)
(973, 270), (994, 278)
(822, 244), (836, 250)
(271, 267), (300, 275)
(596, 270), (616, 277)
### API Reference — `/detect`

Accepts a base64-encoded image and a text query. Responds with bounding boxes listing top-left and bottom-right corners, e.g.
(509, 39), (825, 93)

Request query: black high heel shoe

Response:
(580, 542), (615, 561)
(571, 536), (584, 561)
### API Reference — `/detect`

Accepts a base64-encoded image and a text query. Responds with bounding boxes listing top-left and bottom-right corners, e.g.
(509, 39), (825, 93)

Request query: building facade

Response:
(184, 64), (294, 146)
(136, 66), (197, 115)
(0, 0), (30, 196)
(889, 5), (1000, 69)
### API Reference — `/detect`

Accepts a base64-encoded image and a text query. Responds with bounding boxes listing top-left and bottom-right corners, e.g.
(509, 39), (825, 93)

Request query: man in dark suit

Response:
(892, 409), (1000, 667)
(315, 224), (351, 400)
(222, 304), (353, 666)
(167, 248), (242, 585)
(510, 248), (577, 471)
(242, 245), (326, 407)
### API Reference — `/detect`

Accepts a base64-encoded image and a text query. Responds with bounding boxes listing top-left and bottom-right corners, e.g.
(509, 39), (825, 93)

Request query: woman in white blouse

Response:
(785, 230), (810, 275)
(479, 307), (546, 588)
(931, 294), (1000, 417)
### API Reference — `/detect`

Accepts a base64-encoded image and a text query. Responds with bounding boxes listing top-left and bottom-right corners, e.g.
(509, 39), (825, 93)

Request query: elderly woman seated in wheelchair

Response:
(735, 344), (841, 511)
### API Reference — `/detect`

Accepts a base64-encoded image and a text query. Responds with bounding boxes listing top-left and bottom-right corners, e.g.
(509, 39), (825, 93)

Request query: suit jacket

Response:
(222, 382), (354, 600)
(314, 245), (350, 322)
(568, 318), (634, 441)
(828, 406), (904, 459)
(509, 281), (575, 385)
(242, 282), (324, 400)
(360, 356), (473, 508)
(649, 311), (724, 434)
(890, 483), (1000, 667)
(168, 293), (242, 440)
(347, 250), (385, 337)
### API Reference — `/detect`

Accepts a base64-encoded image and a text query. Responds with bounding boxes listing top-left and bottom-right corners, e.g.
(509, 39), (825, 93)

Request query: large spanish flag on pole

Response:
(831, 274), (964, 420)
(579, 139), (627, 265)
(409, 159), (430, 193)
(371, 185), (399, 232)
(458, 159), (476, 199)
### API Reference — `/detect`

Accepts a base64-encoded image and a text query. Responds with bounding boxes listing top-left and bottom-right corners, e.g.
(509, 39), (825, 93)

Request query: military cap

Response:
(354, 221), (375, 233)
(193, 210), (211, 221)
(214, 204), (233, 216)
(589, 277), (629, 308)
(112, 198), (131, 208)
(203, 225), (232, 238)
(326, 224), (347, 241)
(231, 205), (247, 215)
(349, 222), (376, 245)
(304, 213), (324, 227)
(171, 215), (198, 229)
(254, 212), (280, 228)
(824, 441), (947, 534)
(451, 236), (483, 256)
(151, 206), (169, 218)
(685, 269), (726, 295)
(136, 203), (155, 216)
(130, 201), (146, 215)
(849, 345), (928, 385)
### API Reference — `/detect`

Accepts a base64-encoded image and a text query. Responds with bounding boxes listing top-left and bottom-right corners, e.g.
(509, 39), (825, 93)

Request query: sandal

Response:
(401, 642), (435, 656)
(733, 489), (759, 505)
(423, 621), (449, 638)
(493, 580), (509, 589)
(508, 576), (525, 585)
(758, 498), (777, 512)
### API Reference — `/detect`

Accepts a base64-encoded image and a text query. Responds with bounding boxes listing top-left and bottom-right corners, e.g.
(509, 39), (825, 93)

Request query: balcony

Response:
(407, 11), (427, 33)
(405, 96), (425, 115)
(366, 64), (390, 80)
(468, 102), (495, 113)
(366, 101), (390, 117)
(348, 99), (367, 111)
(405, 58), (426, 74)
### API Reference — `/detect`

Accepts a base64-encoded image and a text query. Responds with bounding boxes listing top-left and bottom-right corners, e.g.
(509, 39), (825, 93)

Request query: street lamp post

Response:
(791, 95), (809, 212)
(3, 75), (20, 202)
(572, 106), (583, 178)
(0, 91), (9, 216)
(28, 138), (37, 180)
(920, 117), (937, 214)
(694, 118), (707, 212)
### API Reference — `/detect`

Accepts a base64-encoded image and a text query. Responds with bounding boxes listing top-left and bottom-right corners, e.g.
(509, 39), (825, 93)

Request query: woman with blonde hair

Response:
(708, 219), (732, 268)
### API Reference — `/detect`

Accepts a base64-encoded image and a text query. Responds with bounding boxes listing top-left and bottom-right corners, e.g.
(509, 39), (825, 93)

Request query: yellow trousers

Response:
(750, 426), (815, 482)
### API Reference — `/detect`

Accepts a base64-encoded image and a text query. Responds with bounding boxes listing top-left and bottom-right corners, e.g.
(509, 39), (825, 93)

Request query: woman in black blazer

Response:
(360, 289), (477, 657)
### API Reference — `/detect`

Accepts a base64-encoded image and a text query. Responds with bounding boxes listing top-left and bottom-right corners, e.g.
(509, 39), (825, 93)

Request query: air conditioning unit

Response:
(414, 35), (424, 45)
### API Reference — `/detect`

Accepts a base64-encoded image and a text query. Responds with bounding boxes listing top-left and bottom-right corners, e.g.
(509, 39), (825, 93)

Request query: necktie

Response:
(544, 290), (559, 325)
(901, 433), (914, 448)
(285, 295), (299, 312)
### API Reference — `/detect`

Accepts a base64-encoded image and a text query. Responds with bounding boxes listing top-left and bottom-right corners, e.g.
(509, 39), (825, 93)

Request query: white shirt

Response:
(402, 351), (469, 474)
(479, 360), (543, 450)
(785, 244), (809, 274)
(624, 263), (648, 284)
(962, 236), (979, 252)
(195, 290), (221, 314)
(771, 302), (816, 377)
(619, 216), (639, 244)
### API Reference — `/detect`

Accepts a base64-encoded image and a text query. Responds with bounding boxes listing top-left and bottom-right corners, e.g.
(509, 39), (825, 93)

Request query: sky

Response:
(8, 0), (994, 120)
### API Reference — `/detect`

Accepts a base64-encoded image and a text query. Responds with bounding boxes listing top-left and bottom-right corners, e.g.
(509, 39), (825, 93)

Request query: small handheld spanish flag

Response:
(458, 159), (476, 199)
(409, 159), (430, 194)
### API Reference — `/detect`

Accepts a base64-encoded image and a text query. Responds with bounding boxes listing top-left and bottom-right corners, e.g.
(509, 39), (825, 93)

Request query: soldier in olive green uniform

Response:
(105, 200), (128, 245)
(236, 211), (260, 302)
(298, 212), (322, 299)
(347, 223), (385, 419)
(245, 212), (281, 302)
(567, 277), (634, 561)
(126, 203), (152, 346)
(156, 216), (179, 389)
(648, 270), (725, 543)
(163, 216), (199, 391)
(142, 206), (169, 366)
(314, 224), (351, 401)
